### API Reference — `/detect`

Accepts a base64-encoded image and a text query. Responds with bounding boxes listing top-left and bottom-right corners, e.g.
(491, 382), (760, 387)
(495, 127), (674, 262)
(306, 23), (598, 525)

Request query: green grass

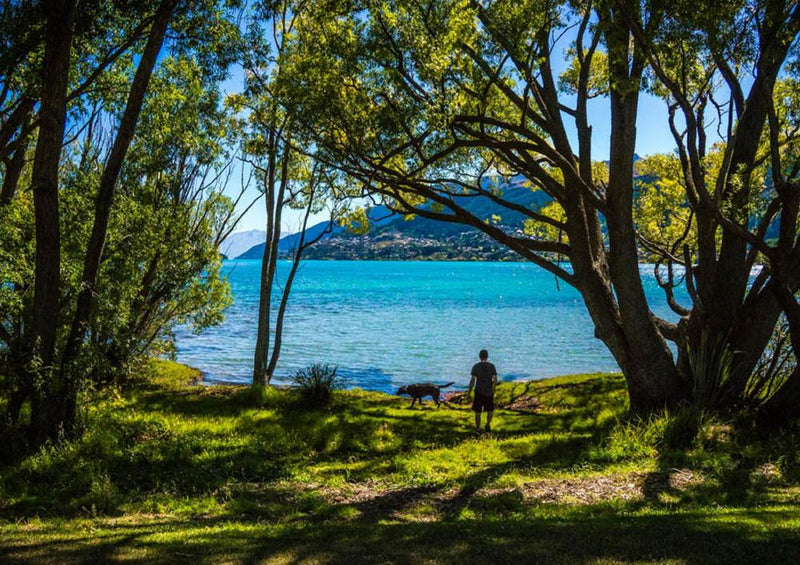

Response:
(1, 361), (799, 564)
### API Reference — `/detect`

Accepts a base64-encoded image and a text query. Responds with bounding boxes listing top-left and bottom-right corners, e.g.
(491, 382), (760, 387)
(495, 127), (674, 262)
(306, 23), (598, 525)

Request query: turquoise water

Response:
(175, 260), (686, 391)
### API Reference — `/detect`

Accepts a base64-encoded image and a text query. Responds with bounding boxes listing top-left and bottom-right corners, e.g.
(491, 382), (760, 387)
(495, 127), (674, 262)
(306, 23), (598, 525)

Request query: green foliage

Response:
(661, 406), (706, 450)
(0, 191), (34, 330)
(634, 153), (694, 260)
(133, 359), (203, 391)
(0, 0), (245, 435)
(746, 316), (795, 404)
(524, 200), (567, 243)
(291, 363), (344, 406)
(559, 49), (609, 98)
(59, 71), (235, 380)
(687, 332), (737, 409)
(605, 407), (724, 466)
(773, 77), (800, 178)
(339, 207), (372, 235)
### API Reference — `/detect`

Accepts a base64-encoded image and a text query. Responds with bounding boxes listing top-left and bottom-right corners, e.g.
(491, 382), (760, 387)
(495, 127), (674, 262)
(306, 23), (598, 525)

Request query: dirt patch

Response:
(440, 391), (468, 406)
(314, 482), (463, 521)
(504, 395), (542, 413)
(309, 469), (702, 517)
(441, 391), (544, 413)
(441, 391), (543, 412)
(516, 469), (700, 504)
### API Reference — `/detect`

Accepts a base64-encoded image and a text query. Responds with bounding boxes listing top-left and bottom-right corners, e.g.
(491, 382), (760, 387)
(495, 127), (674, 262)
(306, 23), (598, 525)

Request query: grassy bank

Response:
(1, 361), (799, 564)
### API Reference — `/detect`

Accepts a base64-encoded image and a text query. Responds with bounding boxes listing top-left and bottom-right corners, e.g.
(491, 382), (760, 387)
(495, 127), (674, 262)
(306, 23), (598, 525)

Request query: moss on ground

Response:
(1, 361), (799, 564)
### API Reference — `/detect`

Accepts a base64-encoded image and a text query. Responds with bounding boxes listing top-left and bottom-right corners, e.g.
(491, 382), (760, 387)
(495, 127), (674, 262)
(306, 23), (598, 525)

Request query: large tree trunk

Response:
(697, 21), (796, 407)
(28, 0), (77, 445)
(695, 2), (799, 369)
(577, 259), (683, 412)
(757, 266), (800, 427)
(600, 6), (684, 411)
(59, 0), (176, 432)
(708, 87), (775, 337)
(723, 283), (784, 403)
(606, 97), (682, 409)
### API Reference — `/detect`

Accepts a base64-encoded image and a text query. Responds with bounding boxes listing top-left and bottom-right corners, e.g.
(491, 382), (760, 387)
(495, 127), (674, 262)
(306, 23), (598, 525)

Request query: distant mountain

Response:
(377, 179), (551, 238)
(302, 230), (521, 261)
(235, 177), (553, 261)
(220, 230), (266, 259)
(236, 206), (397, 259)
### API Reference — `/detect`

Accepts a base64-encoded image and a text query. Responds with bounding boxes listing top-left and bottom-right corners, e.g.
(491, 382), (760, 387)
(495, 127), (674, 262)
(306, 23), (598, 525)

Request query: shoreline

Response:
(173, 360), (619, 394)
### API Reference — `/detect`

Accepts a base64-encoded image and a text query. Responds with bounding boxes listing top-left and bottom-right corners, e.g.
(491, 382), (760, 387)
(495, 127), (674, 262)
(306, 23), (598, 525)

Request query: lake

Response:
(175, 260), (686, 391)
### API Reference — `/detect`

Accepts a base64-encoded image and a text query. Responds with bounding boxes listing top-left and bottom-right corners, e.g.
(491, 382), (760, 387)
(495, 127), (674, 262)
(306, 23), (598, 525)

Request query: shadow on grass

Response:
(0, 381), (629, 520)
(2, 508), (800, 565)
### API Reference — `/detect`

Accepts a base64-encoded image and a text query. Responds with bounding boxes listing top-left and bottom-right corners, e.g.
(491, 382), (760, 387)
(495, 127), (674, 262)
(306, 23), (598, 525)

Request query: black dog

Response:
(396, 382), (454, 407)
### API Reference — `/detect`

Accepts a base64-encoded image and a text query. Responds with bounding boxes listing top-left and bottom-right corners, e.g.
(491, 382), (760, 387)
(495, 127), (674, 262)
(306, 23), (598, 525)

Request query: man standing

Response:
(468, 349), (497, 432)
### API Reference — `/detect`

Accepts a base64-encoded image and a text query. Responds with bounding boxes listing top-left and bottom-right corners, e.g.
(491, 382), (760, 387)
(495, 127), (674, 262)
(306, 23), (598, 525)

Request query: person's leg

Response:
(472, 393), (482, 429)
(485, 410), (493, 431)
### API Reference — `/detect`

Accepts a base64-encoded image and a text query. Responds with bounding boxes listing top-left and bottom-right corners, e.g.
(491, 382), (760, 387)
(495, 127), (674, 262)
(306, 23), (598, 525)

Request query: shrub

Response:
(746, 315), (794, 404)
(662, 406), (704, 450)
(687, 332), (736, 409)
(603, 407), (716, 461)
(292, 364), (344, 406)
(603, 414), (666, 462)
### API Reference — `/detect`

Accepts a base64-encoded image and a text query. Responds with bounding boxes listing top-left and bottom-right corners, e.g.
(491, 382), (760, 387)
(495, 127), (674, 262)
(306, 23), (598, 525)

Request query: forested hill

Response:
(237, 177), (553, 260)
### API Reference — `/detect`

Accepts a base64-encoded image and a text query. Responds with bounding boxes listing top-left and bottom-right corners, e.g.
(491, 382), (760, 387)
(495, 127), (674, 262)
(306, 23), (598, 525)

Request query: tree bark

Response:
(265, 232), (303, 379)
(757, 267), (800, 427)
(265, 185), (326, 377)
(723, 283), (785, 403)
(601, 4), (684, 410)
(0, 111), (31, 205)
(705, 2), (800, 337)
(29, 0), (76, 444)
(253, 233), (275, 385)
(253, 118), (288, 386)
(60, 0), (176, 386)
(0, 97), (35, 160)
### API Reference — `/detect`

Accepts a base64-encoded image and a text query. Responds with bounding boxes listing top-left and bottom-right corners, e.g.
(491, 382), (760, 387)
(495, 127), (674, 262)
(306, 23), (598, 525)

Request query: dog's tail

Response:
(440, 382), (455, 389)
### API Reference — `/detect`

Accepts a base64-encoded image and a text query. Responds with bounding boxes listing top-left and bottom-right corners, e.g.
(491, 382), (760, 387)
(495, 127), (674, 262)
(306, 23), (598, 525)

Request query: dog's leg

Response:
(433, 391), (440, 407)
(410, 397), (416, 408)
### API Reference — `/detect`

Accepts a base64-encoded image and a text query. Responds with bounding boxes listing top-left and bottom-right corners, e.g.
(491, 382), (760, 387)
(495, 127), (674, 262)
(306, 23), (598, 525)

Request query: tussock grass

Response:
(1, 362), (799, 564)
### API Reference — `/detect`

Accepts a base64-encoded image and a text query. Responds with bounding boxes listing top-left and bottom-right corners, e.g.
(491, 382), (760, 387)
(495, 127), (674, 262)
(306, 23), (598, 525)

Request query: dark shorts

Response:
(472, 392), (494, 413)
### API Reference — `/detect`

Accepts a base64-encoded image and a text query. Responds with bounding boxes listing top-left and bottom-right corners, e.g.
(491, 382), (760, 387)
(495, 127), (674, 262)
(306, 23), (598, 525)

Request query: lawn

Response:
(1, 360), (799, 564)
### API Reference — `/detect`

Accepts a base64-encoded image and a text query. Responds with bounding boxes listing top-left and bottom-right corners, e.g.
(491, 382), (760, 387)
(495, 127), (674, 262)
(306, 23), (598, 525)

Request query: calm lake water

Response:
(175, 260), (686, 392)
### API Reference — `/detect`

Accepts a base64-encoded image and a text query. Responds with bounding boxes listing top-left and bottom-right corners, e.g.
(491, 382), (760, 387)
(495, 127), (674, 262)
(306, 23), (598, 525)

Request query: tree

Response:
(0, 0), (246, 445)
(28, 0), (78, 444)
(241, 0), (342, 386)
(84, 55), (240, 383)
(280, 0), (800, 418)
(46, 0), (179, 440)
(623, 0), (800, 422)
(1, 1), (44, 206)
